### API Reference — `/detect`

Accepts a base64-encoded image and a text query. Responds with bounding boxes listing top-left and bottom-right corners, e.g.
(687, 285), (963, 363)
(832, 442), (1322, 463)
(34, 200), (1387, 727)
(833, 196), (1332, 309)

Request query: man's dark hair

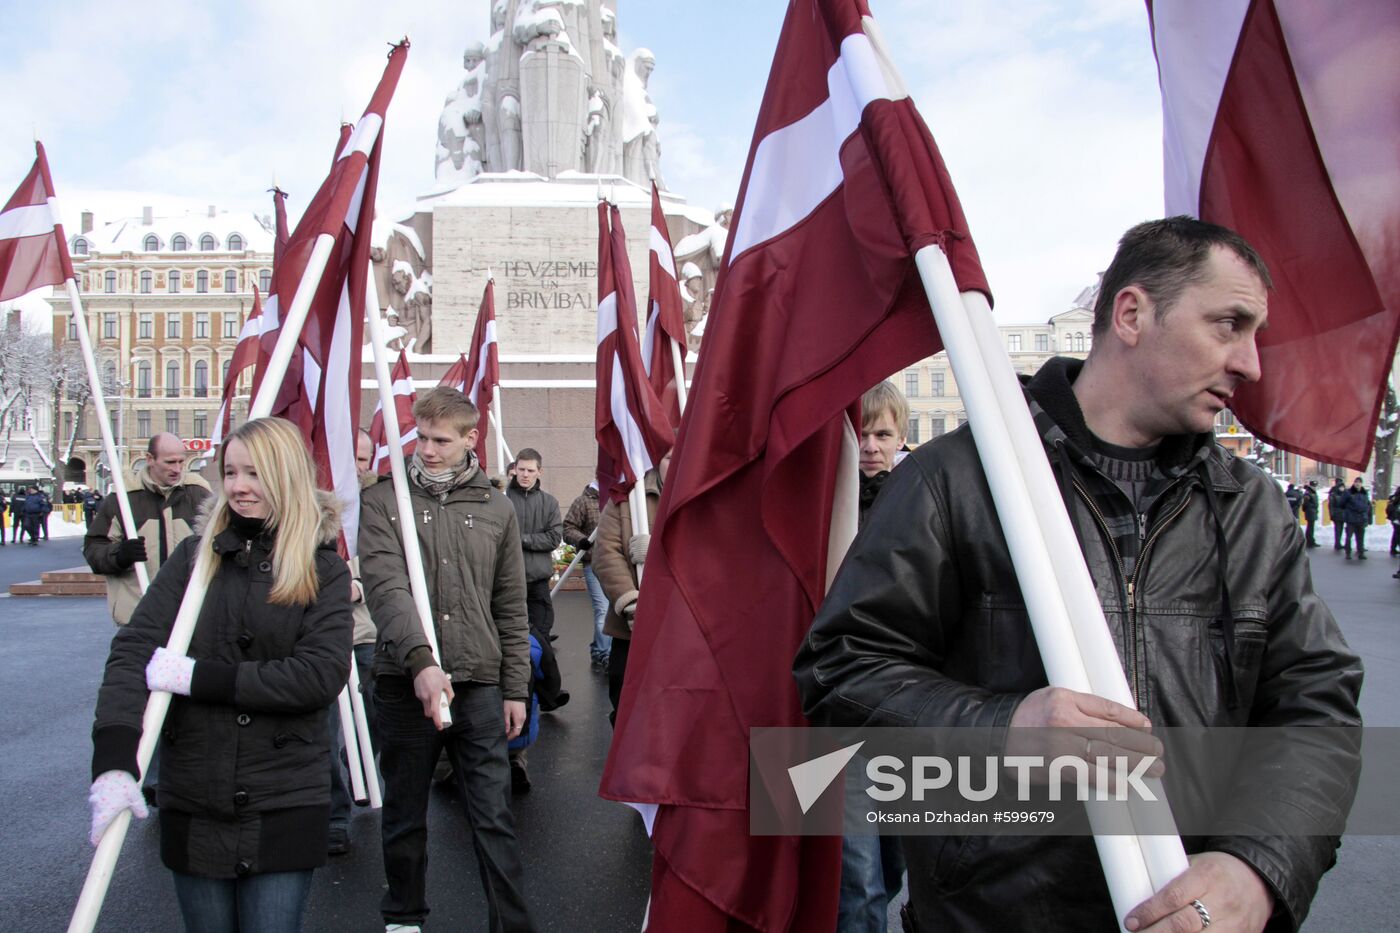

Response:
(515, 447), (543, 468)
(1091, 216), (1272, 337)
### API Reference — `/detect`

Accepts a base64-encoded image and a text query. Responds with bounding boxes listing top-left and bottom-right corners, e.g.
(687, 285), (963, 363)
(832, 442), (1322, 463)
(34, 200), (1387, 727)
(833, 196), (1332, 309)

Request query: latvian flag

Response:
(1150, 0), (1400, 470)
(463, 279), (501, 470)
(369, 353), (417, 474)
(595, 201), (673, 504)
(0, 142), (73, 302)
(211, 285), (265, 446)
(642, 183), (687, 425)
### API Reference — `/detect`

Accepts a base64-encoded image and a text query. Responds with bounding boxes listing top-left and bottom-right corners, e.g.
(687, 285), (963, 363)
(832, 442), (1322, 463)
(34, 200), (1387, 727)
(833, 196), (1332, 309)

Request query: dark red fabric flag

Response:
(1149, 0), (1400, 469)
(464, 280), (501, 471)
(642, 183), (687, 425)
(369, 352), (417, 474)
(0, 141), (74, 302)
(211, 285), (265, 445)
(598, 2), (989, 929)
(594, 202), (674, 504)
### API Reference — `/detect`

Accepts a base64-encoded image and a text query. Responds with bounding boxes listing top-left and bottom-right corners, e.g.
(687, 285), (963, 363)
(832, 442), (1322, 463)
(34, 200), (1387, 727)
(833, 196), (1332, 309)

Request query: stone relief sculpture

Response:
(674, 203), (732, 350)
(433, 0), (655, 186)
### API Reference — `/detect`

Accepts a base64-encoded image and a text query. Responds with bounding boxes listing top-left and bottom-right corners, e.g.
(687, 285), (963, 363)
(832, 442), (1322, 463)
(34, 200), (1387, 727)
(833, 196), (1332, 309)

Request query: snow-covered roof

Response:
(73, 208), (275, 256)
(424, 171), (714, 228)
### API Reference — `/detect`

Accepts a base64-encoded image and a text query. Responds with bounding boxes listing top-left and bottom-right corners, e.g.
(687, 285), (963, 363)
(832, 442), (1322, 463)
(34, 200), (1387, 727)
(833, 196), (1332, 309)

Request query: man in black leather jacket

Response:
(795, 218), (1363, 933)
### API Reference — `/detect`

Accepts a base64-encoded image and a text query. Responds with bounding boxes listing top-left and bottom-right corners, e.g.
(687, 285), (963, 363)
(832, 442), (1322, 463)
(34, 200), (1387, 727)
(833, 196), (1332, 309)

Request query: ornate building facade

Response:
(54, 207), (273, 485)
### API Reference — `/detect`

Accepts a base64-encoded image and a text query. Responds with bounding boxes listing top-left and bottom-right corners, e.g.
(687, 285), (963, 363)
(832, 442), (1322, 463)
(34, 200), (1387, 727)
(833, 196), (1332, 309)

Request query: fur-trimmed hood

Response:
(194, 489), (343, 544)
(124, 464), (212, 496)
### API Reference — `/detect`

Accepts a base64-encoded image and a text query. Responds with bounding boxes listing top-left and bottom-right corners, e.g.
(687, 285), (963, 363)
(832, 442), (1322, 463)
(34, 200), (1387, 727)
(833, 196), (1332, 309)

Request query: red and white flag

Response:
(211, 285), (266, 446)
(641, 183), (687, 425)
(595, 201), (674, 504)
(598, 2), (989, 930)
(249, 186), (292, 403)
(463, 279), (501, 470)
(438, 353), (470, 395)
(369, 353), (417, 474)
(1149, 0), (1400, 469)
(0, 142), (74, 302)
(261, 41), (409, 556)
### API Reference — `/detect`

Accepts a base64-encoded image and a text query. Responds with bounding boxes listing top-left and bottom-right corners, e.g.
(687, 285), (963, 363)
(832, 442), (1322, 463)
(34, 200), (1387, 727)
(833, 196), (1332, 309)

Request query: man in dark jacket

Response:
(359, 387), (535, 932)
(563, 482), (609, 667)
(795, 218), (1362, 933)
(1340, 476), (1372, 560)
(1327, 477), (1348, 549)
(21, 485), (48, 546)
(1302, 480), (1320, 548)
(83, 434), (211, 625)
(10, 489), (26, 543)
(1284, 482), (1303, 520)
(506, 448), (563, 641)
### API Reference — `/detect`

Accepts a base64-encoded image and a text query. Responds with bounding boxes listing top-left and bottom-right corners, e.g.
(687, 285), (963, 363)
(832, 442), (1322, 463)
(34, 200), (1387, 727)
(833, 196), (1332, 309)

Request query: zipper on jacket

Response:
(1072, 479), (1192, 709)
(1070, 479), (1137, 706)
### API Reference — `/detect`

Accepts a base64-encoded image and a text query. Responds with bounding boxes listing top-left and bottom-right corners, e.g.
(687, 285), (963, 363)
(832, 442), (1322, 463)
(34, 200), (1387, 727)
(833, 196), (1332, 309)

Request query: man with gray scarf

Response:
(359, 386), (536, 932)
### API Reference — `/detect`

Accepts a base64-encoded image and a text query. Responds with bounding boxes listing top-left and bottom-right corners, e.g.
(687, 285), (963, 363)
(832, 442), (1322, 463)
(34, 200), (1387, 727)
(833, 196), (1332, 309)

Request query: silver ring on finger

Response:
(1190, 898), (1212, 929)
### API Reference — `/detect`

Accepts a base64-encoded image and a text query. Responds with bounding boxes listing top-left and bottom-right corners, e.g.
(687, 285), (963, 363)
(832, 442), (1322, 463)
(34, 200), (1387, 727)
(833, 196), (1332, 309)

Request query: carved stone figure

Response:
(499, 94), (523, 172)
(435, 43), (489, 185)
(621, 49), (659, 188)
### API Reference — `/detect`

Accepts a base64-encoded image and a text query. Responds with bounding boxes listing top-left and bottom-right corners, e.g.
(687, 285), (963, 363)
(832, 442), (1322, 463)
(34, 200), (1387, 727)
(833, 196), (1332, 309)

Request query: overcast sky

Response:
(0, 0), (1165, 324)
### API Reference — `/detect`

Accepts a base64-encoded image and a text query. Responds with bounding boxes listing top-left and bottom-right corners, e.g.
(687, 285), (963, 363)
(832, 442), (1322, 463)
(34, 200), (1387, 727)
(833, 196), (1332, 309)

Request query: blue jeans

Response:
(584, 566), (611, 661)
(171, 869), (313, 933)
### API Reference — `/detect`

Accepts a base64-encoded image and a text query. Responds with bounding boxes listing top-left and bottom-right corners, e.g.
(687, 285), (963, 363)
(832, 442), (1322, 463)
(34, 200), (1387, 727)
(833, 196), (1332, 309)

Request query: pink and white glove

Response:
(145, 646), (195, 695)
(88, 770), (149, 845)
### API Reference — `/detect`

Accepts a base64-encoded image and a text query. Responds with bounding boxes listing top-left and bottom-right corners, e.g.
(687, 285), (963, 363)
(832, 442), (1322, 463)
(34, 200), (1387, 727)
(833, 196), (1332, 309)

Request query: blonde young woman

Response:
(88, 417), (353, 933)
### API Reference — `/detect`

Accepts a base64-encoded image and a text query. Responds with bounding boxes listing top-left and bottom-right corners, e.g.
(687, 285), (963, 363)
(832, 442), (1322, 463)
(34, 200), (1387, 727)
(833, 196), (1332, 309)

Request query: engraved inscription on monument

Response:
(499, 259), (597, 312)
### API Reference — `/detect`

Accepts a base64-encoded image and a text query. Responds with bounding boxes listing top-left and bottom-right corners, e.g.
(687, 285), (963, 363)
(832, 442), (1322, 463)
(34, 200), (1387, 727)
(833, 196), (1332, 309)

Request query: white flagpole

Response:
(347, 659), (382, 808)
(668, 339), (688, 414)
(337, 687), (368, 802)
(913, 245), (1163, 923)
(364, 267), (454, 729)
(492, 396), (511, 470)
(69, 232), (341, 933)
(627, 480), (649, 585)
(550, 526), (598, 598)
(63, 280), (149, 593)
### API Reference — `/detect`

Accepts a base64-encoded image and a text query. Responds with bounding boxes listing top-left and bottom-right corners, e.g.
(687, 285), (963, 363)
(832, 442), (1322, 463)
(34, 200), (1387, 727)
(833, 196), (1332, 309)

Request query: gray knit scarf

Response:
(408, 450), (479, 498)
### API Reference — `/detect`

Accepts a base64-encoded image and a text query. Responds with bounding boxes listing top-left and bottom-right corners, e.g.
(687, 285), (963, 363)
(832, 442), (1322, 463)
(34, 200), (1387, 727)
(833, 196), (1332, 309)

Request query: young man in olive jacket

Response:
(358, 387), (536, 933)
(796, 219), (1362, 933)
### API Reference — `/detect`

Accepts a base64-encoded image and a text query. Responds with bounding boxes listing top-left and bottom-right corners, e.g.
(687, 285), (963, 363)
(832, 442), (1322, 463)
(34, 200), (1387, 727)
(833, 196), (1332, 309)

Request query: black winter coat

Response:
(795, 361), (1363, 932)
(92, 511), (352, 878)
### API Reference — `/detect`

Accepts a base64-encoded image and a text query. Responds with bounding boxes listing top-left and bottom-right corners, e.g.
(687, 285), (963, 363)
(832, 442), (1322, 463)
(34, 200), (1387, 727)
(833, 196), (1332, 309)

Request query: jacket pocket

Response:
(976, 601), (1044, 693)
(1210, 617), (1267, 713)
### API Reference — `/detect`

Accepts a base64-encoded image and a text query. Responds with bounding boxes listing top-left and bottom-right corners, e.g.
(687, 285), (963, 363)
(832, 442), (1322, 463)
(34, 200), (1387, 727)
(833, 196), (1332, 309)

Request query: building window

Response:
(228, 234), (244, 252)
(168, 270), (180, 293)
(200, 234), (217, 251)
(1008, 334), (1022, 352)
(194, 361), (209, 397)
(904, 371), (919, 398)
(138, 313), (153, 339)
(138, 270), (152, 293)
(957, 414), (968, 428)
(136, 362), (152, 398)
(144, 234), (159, 251)
(931, 371), (945, 397)
(193, 410), (207, 437)
(908, 416), (921, 444)
(166, 410), (181, 435)
(259, 269), (271, 293)
(137, 410), (151, 437)
(1035, 333), (1049, 352)
(1073, 333), (1086, 353)
(166, 360), (180, 397)
(104, 270), (116, 293)
(167, 315), (181, 339)
(195, 312), (209, 338)
(930, 416), (947, 438)
(73, 238), (89, 255)
(222, 359), (231, 384)
(222, 313), (238, 339)
(67, 316), (78, 340)
(63, 411), (73, 440)
(172, 234), (188, 251)
(196, 270), (209, 293)
(224, 270), (237, 292)
(102, 313), (117, 339)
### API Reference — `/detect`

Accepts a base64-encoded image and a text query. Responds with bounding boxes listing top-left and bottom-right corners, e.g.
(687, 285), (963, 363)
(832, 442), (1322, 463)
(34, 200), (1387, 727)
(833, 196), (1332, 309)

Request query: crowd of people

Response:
(77, 218), (1385, 933)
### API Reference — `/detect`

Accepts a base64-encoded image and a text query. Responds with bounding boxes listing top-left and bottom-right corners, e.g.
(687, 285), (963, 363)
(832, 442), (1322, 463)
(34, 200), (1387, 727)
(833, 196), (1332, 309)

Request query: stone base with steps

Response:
(11, 567), (106, 597)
